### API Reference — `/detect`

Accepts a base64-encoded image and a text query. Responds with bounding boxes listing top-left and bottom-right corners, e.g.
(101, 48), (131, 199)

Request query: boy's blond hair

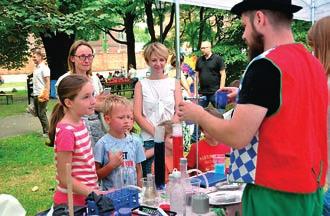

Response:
(103, 95), (132, 116)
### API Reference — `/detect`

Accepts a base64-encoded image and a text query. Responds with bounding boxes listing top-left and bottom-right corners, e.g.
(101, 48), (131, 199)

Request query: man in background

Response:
(178, 0), (327, 215)
(192, 41), (226, 143)
(32, 49), (50, 138)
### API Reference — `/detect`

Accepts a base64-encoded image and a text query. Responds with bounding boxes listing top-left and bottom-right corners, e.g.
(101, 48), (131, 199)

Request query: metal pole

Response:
(175, 0), (180, 80)
(311, 0), (315, 24)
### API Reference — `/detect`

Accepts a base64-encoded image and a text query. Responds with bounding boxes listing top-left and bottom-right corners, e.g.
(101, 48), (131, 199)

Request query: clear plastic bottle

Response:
(166, 174), (175, 197)
(180, 158), (189, 179)
(170, 172), (186, 216)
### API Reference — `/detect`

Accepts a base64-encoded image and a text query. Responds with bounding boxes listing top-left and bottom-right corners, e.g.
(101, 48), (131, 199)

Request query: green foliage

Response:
(134, 26), (151, 43)
(292, 19), (312, 46)
(0, 0), (84, 69)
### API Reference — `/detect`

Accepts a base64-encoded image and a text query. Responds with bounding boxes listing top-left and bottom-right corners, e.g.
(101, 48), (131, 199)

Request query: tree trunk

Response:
(124, 12), (136, 69)
(197, 7), (206, 49)
(41, 31), (75, 80)
(145, 1), (156, 42)
(162, 4), (175, 42)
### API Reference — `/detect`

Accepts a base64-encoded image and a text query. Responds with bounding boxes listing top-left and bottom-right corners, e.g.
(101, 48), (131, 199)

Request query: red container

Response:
(159, 204), (171, 212)
(172, 136), (183, 170)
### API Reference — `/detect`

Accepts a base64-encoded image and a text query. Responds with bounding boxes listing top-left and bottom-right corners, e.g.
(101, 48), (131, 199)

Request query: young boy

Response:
(186, 107), (231, 172)
(94, 95), (146, 190)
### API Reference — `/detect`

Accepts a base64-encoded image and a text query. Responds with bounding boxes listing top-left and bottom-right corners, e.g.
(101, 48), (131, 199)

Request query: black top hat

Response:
(231, 0), (302, 16)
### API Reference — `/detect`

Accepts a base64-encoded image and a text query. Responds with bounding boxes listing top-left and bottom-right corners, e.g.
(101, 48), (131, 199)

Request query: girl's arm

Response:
(136, 163), (143, 187)
(96, 151), (123, 179)
(56, 151), (99, 196)
(172, 80), (183, 123)
(133, 81), (155, 136)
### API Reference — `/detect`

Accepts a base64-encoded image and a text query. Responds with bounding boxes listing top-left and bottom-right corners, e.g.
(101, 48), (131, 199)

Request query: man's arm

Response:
(178, 101), (267, 149)
(44, 76), (50, 91)
(219, 69), (226, 88)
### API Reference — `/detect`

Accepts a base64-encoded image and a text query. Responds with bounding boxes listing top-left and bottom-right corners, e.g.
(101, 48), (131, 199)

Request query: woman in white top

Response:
(133, 42), (182, 177)
(55, 40), (106, 146)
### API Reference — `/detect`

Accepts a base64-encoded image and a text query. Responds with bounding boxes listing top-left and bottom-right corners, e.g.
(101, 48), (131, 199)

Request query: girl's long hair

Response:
(308, 16), (330, 76)
(49, 75), (89, 146)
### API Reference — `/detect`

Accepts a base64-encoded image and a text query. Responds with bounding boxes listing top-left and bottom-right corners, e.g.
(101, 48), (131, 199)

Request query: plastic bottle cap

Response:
(180, 158), (187, 164)
(172, 170), (181, 178)
(168, 173), (174, 180)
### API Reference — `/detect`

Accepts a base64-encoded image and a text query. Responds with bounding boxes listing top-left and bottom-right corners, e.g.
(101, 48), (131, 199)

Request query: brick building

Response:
(0, 34), (147, 76)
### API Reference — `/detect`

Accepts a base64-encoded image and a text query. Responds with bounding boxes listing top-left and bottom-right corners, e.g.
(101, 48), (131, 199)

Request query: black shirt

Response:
(195, 54), (225, 94)
(238, 58), (281, 117)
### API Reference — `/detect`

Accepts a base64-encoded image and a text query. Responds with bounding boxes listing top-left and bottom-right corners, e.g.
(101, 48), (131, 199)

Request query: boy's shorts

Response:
(242, 184), (323, 216)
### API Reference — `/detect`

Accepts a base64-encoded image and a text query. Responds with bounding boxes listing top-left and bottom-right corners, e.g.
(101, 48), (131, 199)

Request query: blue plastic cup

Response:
(215, 91), (228, 109)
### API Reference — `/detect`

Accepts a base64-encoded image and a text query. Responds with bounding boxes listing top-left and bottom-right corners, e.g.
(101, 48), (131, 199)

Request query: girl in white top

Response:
(56, 40), (106, 146)
(133, 42), (182, 176)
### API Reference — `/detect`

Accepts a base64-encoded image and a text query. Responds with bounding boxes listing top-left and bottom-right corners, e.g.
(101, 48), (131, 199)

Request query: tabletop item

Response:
(215, 182), (242, 191)
(141, 174), (158, 206)
(105, 188), (140, 211)
(131, 205), (177, 216)
(215, 91), (228, 109)
(192, 172), (226, 188)
(213, 154), (225, 175)
(185, 178), (202, 215)
(170, 172), (186, 215)
(154, 126), (165, 190)
(172, 123), (183, 170)
(191, 192), (209, 214)
(208, 190), (243, 206)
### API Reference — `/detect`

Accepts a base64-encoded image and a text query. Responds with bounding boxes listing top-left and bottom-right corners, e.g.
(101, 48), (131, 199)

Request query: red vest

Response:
(255, 44), (328, 193)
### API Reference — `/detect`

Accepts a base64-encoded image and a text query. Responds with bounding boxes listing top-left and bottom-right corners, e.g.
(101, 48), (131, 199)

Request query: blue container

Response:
(215, 91), (228, 109)
(105, 188), (140, 211)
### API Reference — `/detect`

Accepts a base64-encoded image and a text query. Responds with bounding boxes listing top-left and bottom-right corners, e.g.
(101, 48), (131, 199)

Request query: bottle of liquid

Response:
(170, 171), (186, 216)
(142, 174), (157, 206)
(154, 126), (165, 190)
(172, 124), (183, 170)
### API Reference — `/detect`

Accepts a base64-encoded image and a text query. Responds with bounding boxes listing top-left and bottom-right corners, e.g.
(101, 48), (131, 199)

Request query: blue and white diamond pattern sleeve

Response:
(228, 136), (258, 184)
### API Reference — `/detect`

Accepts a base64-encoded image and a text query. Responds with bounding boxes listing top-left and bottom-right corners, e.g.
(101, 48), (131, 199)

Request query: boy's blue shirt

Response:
(94, 133), (146, 190)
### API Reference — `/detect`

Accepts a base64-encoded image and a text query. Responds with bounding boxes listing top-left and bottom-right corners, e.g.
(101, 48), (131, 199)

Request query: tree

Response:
(0, 0), (85, 79)
(83, 0), (142, 69)
(144, 1), (175, 43)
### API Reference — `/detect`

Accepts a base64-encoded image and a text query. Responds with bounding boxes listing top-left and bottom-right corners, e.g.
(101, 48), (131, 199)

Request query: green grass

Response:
(0, 90), (57, 118)
(0, 82), (26, 89)
(0, 133), (55, 215)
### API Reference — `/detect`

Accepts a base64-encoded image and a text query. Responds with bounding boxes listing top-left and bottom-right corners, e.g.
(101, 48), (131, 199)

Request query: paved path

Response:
(0, 113), (43, 138)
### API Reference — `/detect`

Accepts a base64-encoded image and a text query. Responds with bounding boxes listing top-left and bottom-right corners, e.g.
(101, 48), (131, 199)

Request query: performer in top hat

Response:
(178, 0), (328, 215)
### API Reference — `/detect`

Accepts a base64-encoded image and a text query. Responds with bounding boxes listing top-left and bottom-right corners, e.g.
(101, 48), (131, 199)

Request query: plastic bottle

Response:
(170, 171), (186, 216)
(180, 158), (189, 179)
